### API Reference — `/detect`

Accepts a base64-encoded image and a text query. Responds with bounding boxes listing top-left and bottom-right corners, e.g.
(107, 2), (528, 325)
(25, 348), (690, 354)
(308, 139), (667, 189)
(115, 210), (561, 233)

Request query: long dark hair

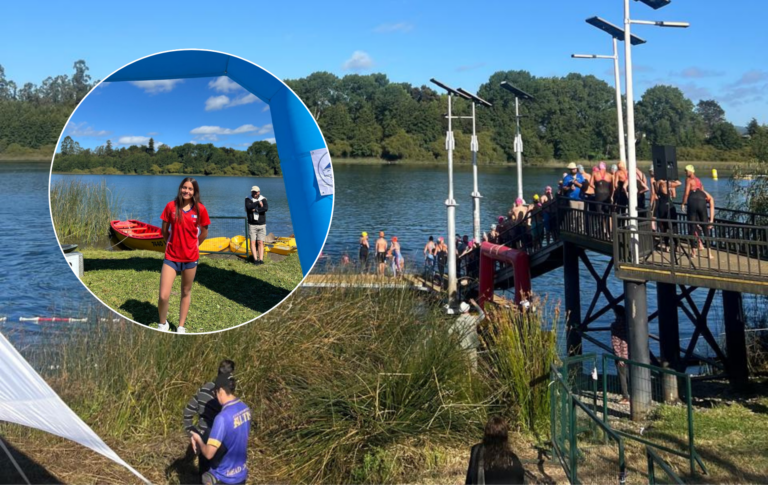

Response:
(482, 416), (515, 470)
(174, 177), (201, 225)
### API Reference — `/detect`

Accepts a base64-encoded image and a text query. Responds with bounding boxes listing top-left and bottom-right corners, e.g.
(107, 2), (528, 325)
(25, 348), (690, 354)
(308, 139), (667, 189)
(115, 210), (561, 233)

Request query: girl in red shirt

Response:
(157, 177), (210, 334)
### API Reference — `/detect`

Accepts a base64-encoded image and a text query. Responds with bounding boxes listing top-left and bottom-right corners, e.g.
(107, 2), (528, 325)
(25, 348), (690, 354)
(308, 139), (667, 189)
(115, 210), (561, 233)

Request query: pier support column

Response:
(625, 280), (651, 420)
(723, 290), (749, 390)
(564, 242), (581, 356)
(657, 283), (680, 402)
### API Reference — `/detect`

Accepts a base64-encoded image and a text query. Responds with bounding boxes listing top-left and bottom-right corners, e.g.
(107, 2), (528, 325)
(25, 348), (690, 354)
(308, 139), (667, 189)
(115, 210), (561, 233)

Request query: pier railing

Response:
(551, 363), (627, 485)
(614, 214), (768, 292)
(647, 446), (686, 485)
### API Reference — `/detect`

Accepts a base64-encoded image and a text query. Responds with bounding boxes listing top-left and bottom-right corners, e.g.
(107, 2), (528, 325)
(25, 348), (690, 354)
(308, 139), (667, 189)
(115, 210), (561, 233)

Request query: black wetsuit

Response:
(655, 187), (677, 245)
(359, 240), (369, 269)
(688, 189), (708, 235)
(594, 173), (612, 213)
(437, 246), (448, 276)
(615, 180), (629, 216)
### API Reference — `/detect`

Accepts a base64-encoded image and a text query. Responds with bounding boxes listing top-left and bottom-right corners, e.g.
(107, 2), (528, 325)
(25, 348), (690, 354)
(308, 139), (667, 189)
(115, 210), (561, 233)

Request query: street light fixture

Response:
(573, 17), (646, 165)
(622, 0), (690, 265)
(430, 77), (461, 304)
(500, 81), (534, 201)
(457, 87), (492, 244)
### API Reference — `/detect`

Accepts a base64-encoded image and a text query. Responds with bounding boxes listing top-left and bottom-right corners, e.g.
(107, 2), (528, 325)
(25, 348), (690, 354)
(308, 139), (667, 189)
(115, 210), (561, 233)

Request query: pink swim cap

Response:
(516, 197), (523, 205)
(498, 216), (504, 222)
(545, 186), (552, 192)
(599, 162), (607, 170)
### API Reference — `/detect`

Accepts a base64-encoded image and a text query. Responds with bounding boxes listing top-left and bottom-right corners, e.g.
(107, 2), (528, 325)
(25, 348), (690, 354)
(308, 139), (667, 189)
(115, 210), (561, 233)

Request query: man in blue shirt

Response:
(191, 372), (251, 485)
(563, 162), (586, 230)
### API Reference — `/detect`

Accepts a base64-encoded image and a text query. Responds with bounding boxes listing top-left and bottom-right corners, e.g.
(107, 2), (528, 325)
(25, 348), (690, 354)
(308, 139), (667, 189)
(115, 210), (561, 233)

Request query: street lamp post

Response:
(457, 88), (492, 244)
(500, 82), (534, 201)
(621, 0), (689, 421)
(430, 78), (464, 305)
(573, 16), (647, 166)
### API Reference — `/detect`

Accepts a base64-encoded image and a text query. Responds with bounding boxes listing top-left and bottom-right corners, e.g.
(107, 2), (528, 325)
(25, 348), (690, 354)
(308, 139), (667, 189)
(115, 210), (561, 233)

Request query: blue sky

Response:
(65, 77), (273, 150)
(1, 0), (766, 131)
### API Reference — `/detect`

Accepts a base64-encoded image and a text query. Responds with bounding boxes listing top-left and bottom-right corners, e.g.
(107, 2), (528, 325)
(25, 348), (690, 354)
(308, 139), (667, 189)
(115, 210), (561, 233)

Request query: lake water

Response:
(0, 160), (749, 360)
(50, 173), (295, 243)
(0, 162), (95, 345)
(324, 163), (740, 359)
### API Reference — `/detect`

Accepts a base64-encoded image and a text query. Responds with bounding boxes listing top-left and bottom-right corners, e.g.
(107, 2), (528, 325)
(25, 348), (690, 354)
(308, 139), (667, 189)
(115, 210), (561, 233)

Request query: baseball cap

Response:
(459, 302), (470, 313)
(251, 185), (260, 192)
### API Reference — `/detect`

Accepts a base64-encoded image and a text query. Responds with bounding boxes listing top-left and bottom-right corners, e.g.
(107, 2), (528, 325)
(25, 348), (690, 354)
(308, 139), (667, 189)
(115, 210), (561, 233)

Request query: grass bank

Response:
(79, 249), (302, 332)
(9, 283), (561, 484)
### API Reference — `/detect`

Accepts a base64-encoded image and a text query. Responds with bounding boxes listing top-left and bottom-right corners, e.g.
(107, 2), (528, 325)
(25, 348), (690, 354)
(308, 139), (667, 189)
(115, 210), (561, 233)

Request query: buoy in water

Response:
(712, 168), (718, 180)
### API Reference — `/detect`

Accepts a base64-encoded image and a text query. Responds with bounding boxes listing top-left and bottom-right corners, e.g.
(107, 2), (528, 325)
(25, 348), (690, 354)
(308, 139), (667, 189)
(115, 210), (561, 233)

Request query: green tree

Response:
(147, 137), (155, 155)
(709, 122), (743, 151)
(696, 99), (725, 138)
(636, 85), (704, 147)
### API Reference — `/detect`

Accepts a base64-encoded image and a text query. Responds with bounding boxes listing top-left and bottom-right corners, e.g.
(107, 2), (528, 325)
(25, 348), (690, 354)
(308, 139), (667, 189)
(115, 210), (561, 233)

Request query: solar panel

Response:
(457, 88), (492, 107)
(586, 17), (647, 45)
(500, 82), (534, 100)
(637, 0), (671, 10)
(430, 78), (463, 97)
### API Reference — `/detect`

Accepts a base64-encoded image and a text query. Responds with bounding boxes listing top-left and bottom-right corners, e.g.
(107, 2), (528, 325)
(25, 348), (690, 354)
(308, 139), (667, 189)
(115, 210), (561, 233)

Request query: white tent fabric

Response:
(0, 332), (150, 484)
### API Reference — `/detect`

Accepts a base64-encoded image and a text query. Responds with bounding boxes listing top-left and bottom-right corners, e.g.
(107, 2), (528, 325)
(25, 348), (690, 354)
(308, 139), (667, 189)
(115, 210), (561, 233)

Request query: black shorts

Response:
(376, 252), (386, 263)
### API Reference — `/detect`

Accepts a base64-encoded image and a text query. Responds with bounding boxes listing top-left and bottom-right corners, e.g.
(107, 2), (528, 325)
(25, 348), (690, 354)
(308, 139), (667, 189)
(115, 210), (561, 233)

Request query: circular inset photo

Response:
(49, 50), (334, 334)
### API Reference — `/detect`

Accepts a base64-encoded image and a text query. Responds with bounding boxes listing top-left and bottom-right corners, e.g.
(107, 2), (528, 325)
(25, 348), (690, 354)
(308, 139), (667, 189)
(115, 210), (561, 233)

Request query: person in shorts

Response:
(191, 372), (251, 485)
(158, 177), (210, 334)
(375, 231), (388, 276)
(245, 185), (269, 264)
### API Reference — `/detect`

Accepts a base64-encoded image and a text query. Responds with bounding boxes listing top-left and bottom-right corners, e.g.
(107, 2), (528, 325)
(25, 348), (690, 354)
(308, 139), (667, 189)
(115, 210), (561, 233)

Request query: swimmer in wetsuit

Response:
(613, 161), (629, 214)
(682, 165), (715, 259)
(359, 232), (370, 272)
(589, 162), (614, 236)
(654, 176), (682, 251)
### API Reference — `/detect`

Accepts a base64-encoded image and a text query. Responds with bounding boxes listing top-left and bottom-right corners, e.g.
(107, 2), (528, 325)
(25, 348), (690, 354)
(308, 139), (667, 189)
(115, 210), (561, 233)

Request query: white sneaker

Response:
(157, 322), (170, 332)
(177, 326), (186, 334)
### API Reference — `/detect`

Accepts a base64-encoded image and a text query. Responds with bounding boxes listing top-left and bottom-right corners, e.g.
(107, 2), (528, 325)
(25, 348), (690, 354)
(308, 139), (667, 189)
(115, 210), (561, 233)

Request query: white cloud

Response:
(264, 137), (276, 144)
(373, 22), (413, 33)
(456, 62), (486, 72)
(342, 51), (374, 72)
(65, 121), (110, 137)
(204, 93), (261, 111)
(208, 76), (243, 93)
(190, 124), (260, 135)
(730, 69), (768, 87)
(147, 131), (160, 136)
(257, 124), (273, 135)
(674, 67), (724, 79)
(118, 136), (151, 145)
(205, 95), (231, 111)
(262, 105), (270, 112)
(129, 79), (183, 94)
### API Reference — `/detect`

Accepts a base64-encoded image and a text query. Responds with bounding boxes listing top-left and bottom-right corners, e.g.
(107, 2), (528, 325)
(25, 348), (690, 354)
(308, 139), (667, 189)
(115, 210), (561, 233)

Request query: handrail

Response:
(647, 446), (686, 485)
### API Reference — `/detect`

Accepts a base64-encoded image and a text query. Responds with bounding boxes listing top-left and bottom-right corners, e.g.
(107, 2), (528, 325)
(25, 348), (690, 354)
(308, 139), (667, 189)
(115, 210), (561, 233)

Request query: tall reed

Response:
(27, 285), (559, 483)
(50, 178), (122, 246)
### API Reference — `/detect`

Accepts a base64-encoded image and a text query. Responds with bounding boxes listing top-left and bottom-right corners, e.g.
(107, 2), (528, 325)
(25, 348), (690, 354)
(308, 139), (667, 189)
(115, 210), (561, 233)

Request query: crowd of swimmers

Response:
(341, 160), (715, 278)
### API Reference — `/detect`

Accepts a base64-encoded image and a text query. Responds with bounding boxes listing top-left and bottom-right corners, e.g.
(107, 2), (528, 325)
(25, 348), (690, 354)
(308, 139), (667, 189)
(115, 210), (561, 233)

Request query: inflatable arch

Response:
(106, 50), (333, 275)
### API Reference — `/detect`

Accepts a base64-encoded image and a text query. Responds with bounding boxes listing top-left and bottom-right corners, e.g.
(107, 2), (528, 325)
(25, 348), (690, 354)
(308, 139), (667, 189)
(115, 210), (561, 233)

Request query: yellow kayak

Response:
(230, 235), (248, 256)
(269, 243), (297, 255)
(199, 237), (231, 253)
(275, 236), (296, 247)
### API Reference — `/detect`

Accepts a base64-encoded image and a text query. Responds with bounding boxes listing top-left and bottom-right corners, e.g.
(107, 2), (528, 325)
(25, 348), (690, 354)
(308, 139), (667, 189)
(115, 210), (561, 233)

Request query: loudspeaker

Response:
(652, 145), (678, 181)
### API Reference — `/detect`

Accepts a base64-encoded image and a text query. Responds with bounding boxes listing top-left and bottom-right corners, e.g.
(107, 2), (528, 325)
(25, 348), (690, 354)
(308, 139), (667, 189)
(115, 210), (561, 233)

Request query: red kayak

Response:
(109, 220), (166, 252)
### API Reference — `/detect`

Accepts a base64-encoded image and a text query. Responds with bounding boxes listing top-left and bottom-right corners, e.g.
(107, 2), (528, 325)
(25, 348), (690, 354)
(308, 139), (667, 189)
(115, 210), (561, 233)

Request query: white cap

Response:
(251, 186), (260, 192)
(459, 302), (471, 313)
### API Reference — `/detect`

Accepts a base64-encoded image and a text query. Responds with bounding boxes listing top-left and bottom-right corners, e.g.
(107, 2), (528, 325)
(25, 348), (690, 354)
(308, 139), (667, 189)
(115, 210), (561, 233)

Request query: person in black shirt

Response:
(183, 359), (236, 478)
(245, 185), (269, 264)
(466, 416), (526, 485)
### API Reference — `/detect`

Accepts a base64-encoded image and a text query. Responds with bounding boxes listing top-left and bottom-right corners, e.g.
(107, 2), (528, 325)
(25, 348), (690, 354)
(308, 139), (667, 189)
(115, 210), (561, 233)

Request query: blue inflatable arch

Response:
(106, 50), (333, 275)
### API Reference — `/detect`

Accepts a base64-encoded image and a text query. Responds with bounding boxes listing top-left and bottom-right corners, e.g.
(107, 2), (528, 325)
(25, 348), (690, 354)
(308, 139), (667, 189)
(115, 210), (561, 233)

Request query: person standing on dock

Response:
(390, 236), (403, 277)
(613, 162), (630, 216)
(158, 177), (210, 334)
(245, 186), (269, 264)
(375, 231), (388, 276)
(636, 167), (650, 218)
(563, 163), (585, 231)
(682, 165), (715, 259)
(436, 237), (448, 282)
(589, 162), (613, 237)
(423, 236), (436, 277)
(183, 359), (236, 479)
(611, 306), (630, 405)
(191, 372), (251, 485)
(359, 232), (370, 272)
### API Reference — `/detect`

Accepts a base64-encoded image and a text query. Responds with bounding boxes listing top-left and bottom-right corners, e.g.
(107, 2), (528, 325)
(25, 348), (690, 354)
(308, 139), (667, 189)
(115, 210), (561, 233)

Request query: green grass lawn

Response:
(647, 397), (768, 483)
(80, 249), (303, 332)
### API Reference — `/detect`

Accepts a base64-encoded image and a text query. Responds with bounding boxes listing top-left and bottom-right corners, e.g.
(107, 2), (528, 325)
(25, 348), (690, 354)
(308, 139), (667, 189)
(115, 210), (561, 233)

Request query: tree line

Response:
(54, 137), (281, 176)
(2, 61), (767, 165)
